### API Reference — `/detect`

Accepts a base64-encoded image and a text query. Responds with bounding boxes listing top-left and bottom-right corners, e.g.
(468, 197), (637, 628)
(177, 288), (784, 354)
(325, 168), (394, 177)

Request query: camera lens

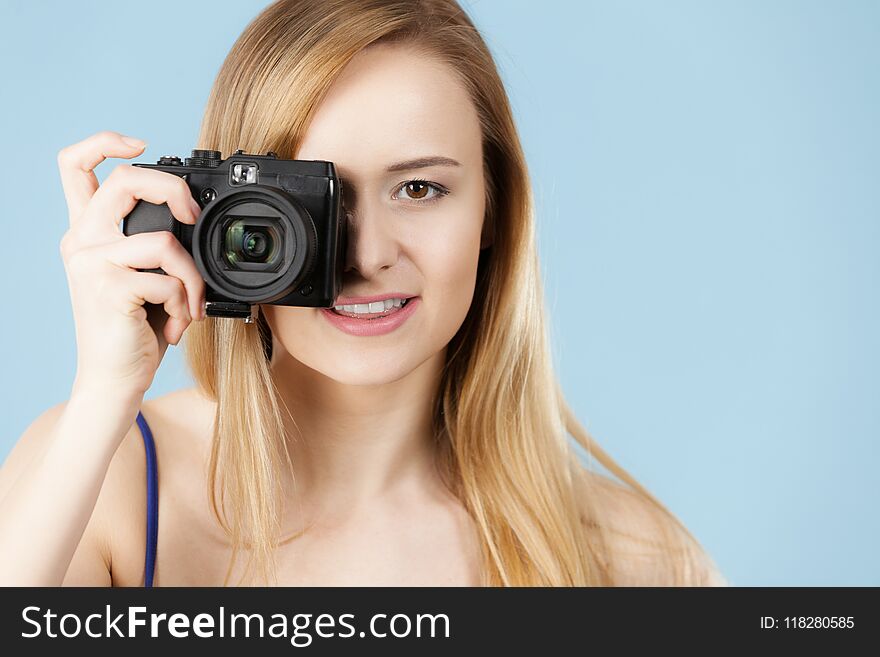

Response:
(224, 220), (279, 265)
(191, 185), (318, 303)
(244, 232), (268, 258)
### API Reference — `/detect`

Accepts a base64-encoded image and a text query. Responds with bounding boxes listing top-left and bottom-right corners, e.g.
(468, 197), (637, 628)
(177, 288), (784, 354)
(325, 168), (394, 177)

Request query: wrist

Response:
(56, 388), (144, 454)
(69, 380), (144, 416)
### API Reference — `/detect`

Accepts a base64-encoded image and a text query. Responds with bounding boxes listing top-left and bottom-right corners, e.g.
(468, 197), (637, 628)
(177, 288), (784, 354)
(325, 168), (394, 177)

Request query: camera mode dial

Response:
(186, 149), (222, 168)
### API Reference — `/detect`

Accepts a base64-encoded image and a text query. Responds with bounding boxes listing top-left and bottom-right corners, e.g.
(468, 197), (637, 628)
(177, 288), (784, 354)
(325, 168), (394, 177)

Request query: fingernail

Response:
(121, 135), (146, 149)
(190, 198), (202, 219)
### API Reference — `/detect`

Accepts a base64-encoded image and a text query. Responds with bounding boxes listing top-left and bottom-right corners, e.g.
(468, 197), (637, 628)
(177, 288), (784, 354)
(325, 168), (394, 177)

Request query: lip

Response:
(333, 292), (416, 305)
(320, 296), (420, 337)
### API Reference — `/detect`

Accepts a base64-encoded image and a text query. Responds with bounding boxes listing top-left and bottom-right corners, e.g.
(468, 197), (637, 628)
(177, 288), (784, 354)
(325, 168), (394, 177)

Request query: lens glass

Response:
(224, 219), (280, 266)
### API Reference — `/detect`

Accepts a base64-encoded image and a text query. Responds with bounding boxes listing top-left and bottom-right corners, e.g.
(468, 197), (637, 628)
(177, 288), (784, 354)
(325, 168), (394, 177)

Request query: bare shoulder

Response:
(0, 388), (215, 586)
(575, 467), (728, 586)
(138, 386), (217, 477)
(106, 389), (211, 503)
(0, 400), (145, 505)
(105, 386), (218, 585)
(140, 386), (216, 439)
(0, 387), (212, 494)
(125, 385), (217, 490)
(0, 398), (156, 585)
(0, 401), (71, 507)
(96, 386), (218, 585)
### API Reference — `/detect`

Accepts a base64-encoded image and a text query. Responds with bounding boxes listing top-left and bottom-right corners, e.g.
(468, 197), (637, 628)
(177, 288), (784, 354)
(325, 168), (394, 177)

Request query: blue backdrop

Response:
(1, 0), (877, 586)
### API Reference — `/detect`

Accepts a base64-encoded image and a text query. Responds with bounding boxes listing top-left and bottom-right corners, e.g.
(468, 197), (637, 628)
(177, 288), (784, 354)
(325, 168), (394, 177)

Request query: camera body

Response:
(122, 149), (346, 320)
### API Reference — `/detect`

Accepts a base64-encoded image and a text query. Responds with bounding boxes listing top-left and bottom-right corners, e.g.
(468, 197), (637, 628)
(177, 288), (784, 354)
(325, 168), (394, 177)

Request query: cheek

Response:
(260, 305), (312, 359)
(418, 229), (479, 305)
(411, 212), (483, 333)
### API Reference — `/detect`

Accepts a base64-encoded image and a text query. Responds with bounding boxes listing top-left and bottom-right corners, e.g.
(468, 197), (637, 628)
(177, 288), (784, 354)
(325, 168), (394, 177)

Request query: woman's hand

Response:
(57, 130), (206, 405)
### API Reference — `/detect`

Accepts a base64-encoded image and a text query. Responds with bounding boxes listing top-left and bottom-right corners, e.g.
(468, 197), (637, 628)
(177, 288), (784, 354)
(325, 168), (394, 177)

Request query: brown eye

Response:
(395, 179), (448, 204)
(407, 181), (429, 199)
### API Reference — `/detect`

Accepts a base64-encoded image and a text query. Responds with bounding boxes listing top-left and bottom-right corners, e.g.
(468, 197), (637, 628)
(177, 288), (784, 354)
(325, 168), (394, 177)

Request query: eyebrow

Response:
(384, 156), (461, 172)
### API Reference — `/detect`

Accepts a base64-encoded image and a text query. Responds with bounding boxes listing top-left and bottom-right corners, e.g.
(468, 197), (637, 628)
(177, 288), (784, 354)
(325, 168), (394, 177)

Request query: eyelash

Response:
(393, 178), (449, 205)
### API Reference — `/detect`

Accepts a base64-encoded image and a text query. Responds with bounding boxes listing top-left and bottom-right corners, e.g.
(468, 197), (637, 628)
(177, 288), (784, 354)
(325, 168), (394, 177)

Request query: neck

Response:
(269, 346), (446, 516)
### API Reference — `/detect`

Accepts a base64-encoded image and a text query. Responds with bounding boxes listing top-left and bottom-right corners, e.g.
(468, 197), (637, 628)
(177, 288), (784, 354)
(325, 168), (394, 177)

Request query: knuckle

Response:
(176, 176), (193, 196)
(59, 231), (73, 258)
(108, 163), (132, 183)
(95, 129), (118, 142)
(64, 246), (93, 276)
(155, 230), (178, 250)
(168, 277), (187, 304)
(59, 231), (88, 265)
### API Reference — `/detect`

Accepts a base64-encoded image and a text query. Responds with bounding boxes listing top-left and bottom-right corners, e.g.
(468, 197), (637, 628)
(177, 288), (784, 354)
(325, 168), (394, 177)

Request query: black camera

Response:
(122, 149), (346, 320)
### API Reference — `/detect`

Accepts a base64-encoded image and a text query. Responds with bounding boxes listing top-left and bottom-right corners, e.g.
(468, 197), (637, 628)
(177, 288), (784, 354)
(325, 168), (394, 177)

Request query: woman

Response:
(0, 0), (725, 586)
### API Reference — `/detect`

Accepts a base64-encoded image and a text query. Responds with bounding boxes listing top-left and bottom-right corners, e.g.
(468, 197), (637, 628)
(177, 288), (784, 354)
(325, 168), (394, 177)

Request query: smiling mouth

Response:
(330, 297), (412, 320)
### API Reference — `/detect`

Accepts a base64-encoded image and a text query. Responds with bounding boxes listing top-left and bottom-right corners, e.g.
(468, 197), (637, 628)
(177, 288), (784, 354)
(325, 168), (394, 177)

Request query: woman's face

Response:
(262, 43), (489, 385)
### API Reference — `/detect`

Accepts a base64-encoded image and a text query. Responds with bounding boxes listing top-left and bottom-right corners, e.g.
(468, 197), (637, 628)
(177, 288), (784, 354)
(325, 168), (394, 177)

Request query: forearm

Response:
(0, 391), (137, 585)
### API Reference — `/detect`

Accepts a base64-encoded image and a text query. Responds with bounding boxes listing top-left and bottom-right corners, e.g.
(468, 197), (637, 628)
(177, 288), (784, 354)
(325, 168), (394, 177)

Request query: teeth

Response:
(333, 297), (407, 314)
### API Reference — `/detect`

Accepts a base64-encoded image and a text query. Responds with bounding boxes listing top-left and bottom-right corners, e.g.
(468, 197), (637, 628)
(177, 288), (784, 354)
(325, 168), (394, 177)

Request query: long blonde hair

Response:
(184, 0), (722, 586)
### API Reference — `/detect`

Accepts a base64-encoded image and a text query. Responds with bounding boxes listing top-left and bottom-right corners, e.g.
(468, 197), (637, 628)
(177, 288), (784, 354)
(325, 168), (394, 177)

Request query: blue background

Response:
(1, 0), (877, 586)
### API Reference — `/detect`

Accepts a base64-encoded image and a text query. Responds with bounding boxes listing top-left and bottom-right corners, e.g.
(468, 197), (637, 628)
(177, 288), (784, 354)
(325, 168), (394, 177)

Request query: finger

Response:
(77, 164), (200, 239)
(102, 232), (206, 321)
(57, 131), (147, 224)
(164, 314), (191, 346)
(119, 270), (192, 345)
(144, 300), (172, 354)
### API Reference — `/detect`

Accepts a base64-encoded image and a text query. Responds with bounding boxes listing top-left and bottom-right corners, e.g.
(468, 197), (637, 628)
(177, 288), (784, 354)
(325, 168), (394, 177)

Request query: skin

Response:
(262, 42), (489, 522)
(249, 42), (493, 583)
(0, 43), (489, 585)
(0, 43), (713, 587)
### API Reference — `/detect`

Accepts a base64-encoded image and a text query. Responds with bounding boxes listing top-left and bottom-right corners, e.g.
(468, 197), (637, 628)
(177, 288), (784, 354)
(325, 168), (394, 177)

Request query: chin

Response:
(308, 352), (418, 386)
(273, 331), (421, 385)
(266, 306), (446, 386)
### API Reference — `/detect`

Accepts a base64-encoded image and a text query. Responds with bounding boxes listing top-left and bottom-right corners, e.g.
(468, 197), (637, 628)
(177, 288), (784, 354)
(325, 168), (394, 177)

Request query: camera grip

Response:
(122, 200), (181, 275)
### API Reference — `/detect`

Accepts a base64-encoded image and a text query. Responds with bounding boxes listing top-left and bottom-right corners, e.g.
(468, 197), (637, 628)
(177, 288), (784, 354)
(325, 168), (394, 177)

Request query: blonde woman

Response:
(0, 0), (725, 587)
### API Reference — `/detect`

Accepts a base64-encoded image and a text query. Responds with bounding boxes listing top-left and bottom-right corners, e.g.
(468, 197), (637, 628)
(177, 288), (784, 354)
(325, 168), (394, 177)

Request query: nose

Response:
(342, 201), (399, 279)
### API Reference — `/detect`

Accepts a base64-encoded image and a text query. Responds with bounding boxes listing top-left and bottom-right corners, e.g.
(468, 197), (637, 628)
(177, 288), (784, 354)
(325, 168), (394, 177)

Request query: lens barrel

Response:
(192, 185), (318, 303)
